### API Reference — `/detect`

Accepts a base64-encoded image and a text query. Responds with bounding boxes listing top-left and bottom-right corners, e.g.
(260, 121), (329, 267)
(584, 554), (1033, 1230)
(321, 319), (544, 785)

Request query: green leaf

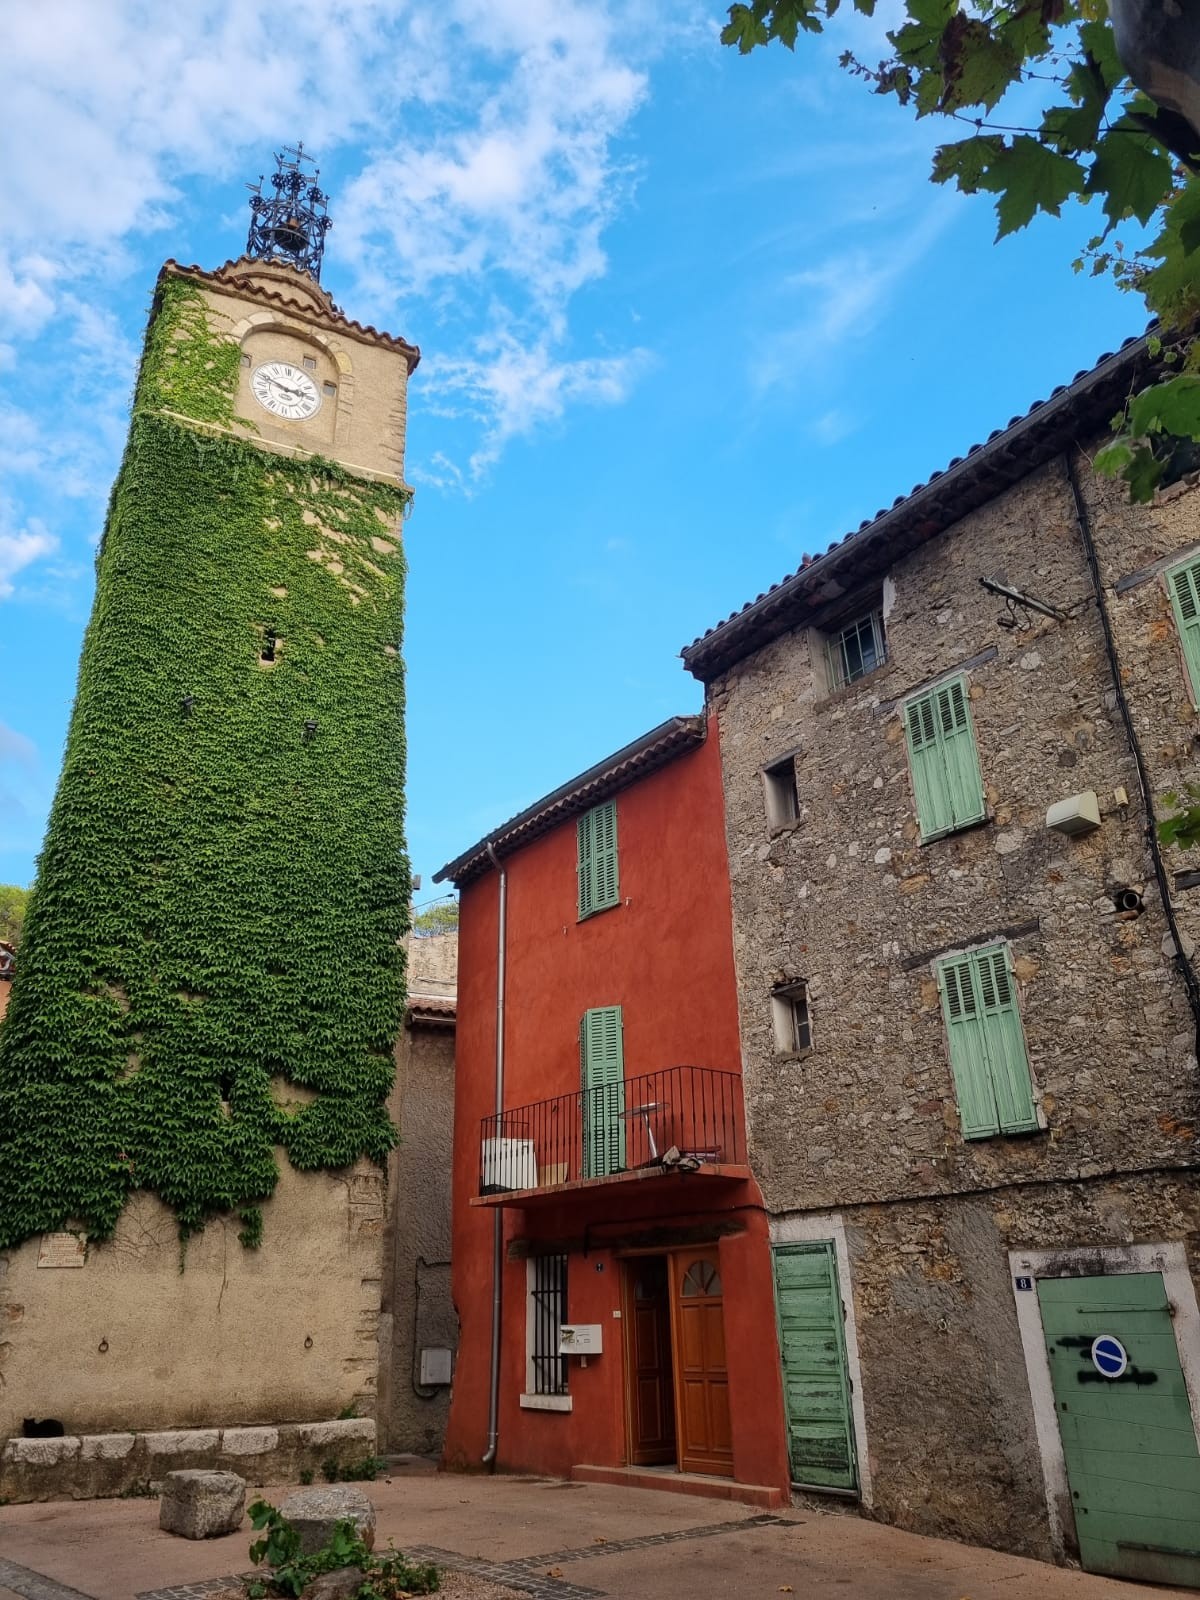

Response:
(1093, 438), (1135, 477)
(1078, 19), (1125, 94)
(1086, 130), (1174, 229)
(890, 0), (955, 69)
(1127, 374), (1200, 441)
(931, 135), (1003, 192)
(977, 136), (1085, 237)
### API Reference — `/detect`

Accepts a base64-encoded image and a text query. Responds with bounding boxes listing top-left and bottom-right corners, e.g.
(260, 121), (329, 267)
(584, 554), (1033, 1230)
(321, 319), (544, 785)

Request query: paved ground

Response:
(0, 1460), (1190, 1600)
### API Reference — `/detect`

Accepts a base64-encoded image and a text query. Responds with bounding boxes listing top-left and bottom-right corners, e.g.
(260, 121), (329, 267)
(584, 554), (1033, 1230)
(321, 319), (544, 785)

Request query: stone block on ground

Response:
(278, 1484), (376, 1555)
(158, 1468), (247, 1539)
(303, 1569), (368, 1600)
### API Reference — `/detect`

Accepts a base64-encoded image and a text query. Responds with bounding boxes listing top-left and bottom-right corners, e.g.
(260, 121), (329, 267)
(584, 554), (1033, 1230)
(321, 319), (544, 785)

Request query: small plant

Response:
(337, 1403), (359, 1420)
(298, 1468), (314, 1485)
(246, 1499), (437, 1598)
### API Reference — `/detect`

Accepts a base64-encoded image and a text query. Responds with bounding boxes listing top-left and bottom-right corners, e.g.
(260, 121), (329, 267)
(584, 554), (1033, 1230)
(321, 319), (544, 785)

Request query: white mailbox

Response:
(559, 1323), (603, 1356)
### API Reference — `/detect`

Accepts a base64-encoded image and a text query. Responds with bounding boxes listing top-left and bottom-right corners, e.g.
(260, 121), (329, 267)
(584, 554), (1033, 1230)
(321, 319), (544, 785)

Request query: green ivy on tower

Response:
(0, 276), (409, 1249)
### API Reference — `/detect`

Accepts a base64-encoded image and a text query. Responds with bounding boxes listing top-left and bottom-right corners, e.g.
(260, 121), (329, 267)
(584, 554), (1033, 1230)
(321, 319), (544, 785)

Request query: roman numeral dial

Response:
(250, 360), (321, 420)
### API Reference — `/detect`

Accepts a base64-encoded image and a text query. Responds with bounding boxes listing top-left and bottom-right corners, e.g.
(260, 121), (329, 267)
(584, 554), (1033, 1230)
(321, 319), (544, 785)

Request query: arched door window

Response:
(680, 1258), (721, 1297)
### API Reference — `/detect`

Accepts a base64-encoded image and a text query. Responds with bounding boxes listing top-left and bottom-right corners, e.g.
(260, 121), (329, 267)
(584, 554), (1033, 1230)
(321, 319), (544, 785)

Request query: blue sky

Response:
(0, 0), (1145, 906)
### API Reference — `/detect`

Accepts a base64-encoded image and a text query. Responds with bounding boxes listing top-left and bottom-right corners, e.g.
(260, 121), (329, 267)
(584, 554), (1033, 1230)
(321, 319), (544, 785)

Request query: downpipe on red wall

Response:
(482, 840), (507, 1468)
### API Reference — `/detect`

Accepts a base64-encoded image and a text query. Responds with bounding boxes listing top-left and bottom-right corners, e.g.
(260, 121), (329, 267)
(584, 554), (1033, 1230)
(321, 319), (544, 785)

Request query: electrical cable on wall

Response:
(1064, 450), (1200, 1058)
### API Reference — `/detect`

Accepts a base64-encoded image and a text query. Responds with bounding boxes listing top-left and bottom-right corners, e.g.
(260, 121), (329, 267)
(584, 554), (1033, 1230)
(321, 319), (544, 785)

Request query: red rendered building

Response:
(435, 714), (790, 1502)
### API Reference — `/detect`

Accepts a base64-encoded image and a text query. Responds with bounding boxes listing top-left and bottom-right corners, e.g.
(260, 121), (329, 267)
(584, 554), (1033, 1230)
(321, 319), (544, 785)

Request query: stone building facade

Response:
(683, 336), (1200, 1586)
(380, 928), (458, 1455)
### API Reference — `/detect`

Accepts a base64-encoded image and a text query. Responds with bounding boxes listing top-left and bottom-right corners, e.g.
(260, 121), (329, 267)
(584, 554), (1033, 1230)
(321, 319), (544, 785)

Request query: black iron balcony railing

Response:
(478, 1065), (746, 1195)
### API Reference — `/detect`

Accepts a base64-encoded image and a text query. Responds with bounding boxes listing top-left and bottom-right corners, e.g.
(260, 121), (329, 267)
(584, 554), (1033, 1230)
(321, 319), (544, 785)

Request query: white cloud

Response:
(0, 516), (59, 600)
(0, 0), (670, 483)
(425, 333), (653, 477)
(752, 200), (955, 392)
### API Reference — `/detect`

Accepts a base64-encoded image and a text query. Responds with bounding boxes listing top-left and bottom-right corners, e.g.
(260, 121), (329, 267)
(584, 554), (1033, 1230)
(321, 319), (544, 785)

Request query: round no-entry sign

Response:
(1090, 1334), (1128, 1378)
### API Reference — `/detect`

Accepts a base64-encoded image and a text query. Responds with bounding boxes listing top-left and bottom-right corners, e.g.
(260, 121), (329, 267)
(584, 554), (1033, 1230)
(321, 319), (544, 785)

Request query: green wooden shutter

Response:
(937, 954), (1000, 1138)
(577, 802), (618, 919)
(593, 800), (619, 911)
(937, 945), (1037, 1140)
(973, 945), (1038, 1133)
(773, 1242), (858, 1492)
(1167, 558), (1200, 707)
(580, 1005), (626, 1177)
(905, 692), (952, 839)
(577, 812), (595, 919)
(904, 675), (984, 841)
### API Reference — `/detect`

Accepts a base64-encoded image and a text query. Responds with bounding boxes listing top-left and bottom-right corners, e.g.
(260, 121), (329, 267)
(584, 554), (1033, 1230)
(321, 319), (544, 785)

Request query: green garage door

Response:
(1038, 1272), (1200, 1588)
(773, 1242), (857, 1492)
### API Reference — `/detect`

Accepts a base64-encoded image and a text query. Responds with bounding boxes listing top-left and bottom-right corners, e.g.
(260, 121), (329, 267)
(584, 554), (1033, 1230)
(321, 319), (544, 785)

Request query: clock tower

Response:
(0, 149), (421, 1468)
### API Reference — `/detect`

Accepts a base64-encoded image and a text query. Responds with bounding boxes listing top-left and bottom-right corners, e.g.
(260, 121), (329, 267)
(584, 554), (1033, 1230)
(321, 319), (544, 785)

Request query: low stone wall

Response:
(0, 1416), (377, 1503)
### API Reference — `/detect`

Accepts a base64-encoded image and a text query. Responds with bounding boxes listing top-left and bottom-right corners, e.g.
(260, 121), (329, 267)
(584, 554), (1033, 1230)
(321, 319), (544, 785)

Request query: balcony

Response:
(473, 1065), (749, 1208)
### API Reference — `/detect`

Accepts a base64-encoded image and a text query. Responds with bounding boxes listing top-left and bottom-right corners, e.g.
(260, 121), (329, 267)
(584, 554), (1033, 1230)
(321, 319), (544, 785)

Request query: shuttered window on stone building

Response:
(577, 800), (619, 920)
(903, 675), (986, 842)
(1166, 557), (1200, 707)
(936, 944), (1038, 1140)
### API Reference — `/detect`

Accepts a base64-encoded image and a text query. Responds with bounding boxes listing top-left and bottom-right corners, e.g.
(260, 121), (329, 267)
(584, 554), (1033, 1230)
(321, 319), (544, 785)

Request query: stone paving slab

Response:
(0, 1471), (1193, 1600)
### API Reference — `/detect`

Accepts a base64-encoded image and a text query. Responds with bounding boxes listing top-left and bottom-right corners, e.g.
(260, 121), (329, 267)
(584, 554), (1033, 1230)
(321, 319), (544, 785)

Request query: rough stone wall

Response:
(712, 453), (1198, 1217)
(407, 928), (459, 996)
(831, 1172), (1200, 1557)
(1076, 462), (1200, 962)
(379, 929), (457, 1455)
(0, 1163), (385, 1442)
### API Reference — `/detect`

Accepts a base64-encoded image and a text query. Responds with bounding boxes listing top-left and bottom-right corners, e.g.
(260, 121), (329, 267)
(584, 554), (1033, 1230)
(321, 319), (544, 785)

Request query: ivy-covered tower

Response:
(0, 151), (420, 1455)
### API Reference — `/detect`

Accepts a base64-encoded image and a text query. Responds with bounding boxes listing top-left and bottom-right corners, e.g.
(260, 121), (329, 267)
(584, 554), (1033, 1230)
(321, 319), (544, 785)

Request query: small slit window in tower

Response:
(261, 630), (277, 663)
(303, 356), (317, 371)
(240, 353), (251, 368)
(323, 382), (337, 397)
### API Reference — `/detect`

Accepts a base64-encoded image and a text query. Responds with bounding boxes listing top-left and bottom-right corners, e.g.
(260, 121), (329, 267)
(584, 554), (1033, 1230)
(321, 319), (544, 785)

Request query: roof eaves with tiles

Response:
(681, 332), (1154, 684)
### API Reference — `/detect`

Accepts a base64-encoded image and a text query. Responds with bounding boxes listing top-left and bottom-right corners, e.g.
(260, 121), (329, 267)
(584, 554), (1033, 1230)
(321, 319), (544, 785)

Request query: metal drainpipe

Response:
(481, 840), (507, 1468)
(1064, 450), (1200, 1056)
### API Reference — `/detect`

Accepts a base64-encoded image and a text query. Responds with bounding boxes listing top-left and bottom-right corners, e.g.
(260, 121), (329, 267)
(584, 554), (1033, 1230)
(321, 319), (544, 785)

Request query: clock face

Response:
(250, 361), (321, 420)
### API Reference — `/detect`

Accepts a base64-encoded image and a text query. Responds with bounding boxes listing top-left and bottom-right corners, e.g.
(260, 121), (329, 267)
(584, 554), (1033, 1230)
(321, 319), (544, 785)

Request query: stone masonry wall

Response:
(381, 1016), (456, 1454)
(711, 452), (1199, 1218)
(832, 1171), (1200, 1559)
(1077, 462), (1200, 965)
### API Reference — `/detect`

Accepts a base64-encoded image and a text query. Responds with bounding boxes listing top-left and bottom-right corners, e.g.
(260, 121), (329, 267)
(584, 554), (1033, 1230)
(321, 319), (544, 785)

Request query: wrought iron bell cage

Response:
(245, 143), (332, 283)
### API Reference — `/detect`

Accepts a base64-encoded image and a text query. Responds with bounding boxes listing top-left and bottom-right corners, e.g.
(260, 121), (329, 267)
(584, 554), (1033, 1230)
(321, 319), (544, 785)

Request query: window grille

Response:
(829, 609), (886, 689)
(531, 1253), (568, 1395)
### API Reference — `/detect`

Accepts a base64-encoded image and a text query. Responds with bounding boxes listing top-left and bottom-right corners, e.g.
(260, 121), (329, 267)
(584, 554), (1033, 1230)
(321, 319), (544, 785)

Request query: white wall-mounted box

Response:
(1046, 790), (1101, 837)
(559, 1323), (603, 1355)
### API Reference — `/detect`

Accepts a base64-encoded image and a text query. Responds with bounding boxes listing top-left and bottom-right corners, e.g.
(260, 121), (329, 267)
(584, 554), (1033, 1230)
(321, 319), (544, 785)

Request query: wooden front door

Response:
(1039, 1272), (1200, 1588)
(624, 1257), (676, 1465)
(670, 1249), (733, 1477)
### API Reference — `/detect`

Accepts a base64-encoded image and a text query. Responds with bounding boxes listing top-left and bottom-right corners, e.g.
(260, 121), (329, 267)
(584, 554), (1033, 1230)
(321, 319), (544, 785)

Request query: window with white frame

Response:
(763, 754), (800, 831)
(771, 981), (811, 1055)
(824, 607), (886, 691)
(527, 1253), (568, 1397)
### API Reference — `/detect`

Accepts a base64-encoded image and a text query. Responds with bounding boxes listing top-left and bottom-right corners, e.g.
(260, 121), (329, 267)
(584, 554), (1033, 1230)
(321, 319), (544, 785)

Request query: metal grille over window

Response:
(531, 1253), (568, 1395)
(829, 610), (885, 689)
